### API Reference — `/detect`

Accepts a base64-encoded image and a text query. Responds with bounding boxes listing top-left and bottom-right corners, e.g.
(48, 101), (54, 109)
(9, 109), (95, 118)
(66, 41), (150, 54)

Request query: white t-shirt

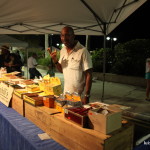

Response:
(28, 56), (37, 68)
(146, 58), (150, 73)
(59, 42), (93, 94)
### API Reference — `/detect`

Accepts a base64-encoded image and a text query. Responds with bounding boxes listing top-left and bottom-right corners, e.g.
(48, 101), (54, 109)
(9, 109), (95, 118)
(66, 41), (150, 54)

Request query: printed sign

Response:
(0, 82), (14, 107)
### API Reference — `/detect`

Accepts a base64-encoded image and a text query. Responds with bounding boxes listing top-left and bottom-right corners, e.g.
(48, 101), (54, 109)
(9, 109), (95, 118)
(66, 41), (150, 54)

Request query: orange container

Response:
(43, 95), (55, 108)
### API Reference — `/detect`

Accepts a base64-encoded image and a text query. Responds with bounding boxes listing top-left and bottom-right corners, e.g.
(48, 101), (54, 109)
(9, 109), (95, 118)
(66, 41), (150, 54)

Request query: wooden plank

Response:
(49, 114), (106, 150)
(25, 102), (51, 133)
(25, 103), (83, 150)
(25, 103), (87, 150)
(47, 129), (87, 150)
(104, 123), (134, 150)
(25, 102), (133, 150)
(25, 102), (107, 150)
(39, 106), (61, 115)
(11, 94), (24, 116)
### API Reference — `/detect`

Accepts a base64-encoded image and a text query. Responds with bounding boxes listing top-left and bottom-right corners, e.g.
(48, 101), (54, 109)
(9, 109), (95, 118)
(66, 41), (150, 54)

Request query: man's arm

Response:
(54, 61), (63, 73)
(82, 68), (93, 104)
(48, 48), (63, 73)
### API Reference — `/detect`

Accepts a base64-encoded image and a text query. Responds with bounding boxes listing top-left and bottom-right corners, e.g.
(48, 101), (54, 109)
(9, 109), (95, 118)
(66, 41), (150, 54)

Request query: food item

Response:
(43, 95), (55, 108)
(20, 80), (34, 85)
(26, 84), (40, 92)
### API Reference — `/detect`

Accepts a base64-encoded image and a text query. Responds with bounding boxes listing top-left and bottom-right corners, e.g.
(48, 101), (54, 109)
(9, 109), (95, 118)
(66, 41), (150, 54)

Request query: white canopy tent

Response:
(0, 0), (147, 100)
(0, 0), (146, 35)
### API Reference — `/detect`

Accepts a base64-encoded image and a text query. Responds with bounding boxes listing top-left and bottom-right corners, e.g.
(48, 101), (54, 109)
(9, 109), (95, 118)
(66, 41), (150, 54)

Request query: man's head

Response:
(1, 45), (10, 55)
(60, 26), (75, 48)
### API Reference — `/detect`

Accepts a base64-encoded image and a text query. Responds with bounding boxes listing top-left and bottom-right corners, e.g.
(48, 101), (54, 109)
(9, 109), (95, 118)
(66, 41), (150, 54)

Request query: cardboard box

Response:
(47, 84), (62, 96)
(88, 107), (122, 134)
(39, 80), (62, 96)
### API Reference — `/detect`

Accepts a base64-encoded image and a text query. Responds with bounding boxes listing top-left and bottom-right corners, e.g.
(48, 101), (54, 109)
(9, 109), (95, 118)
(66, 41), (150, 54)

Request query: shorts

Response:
(145, 72), (150, 79)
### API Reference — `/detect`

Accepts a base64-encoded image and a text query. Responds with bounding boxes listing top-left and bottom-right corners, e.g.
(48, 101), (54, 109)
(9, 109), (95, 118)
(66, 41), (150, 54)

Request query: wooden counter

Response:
(11, 94), (134, 150)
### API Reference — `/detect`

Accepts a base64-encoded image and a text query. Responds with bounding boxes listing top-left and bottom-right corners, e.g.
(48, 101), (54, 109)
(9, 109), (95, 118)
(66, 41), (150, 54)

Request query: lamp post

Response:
(106, 37), (117, 49)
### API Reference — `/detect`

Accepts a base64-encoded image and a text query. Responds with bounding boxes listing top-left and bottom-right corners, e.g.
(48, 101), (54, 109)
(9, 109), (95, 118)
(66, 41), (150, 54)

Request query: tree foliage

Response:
(91, 39), (150, 77)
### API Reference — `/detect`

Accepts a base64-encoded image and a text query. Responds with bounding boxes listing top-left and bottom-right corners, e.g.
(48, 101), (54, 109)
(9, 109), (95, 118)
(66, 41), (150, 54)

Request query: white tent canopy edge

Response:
(0, 0), (147, 35)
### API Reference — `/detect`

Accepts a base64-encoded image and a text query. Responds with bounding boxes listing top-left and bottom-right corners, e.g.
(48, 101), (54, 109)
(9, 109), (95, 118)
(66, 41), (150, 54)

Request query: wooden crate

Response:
(24, 102), (134, 150)
(64, 107), (89, 128)
(25, 102), (61, 133)
(43, 95), (55, 108)
(88, 108), (122, 134)
(14, 89), (37, 98)
(23, 94), (43, 106)
(11, 94), (25, 116)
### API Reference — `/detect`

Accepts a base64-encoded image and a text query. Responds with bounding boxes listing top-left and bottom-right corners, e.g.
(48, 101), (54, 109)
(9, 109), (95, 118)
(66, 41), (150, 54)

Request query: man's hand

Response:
(82, 96), (89, 105)
(47, 47), (51, 54)
(47, 48), (57, 63)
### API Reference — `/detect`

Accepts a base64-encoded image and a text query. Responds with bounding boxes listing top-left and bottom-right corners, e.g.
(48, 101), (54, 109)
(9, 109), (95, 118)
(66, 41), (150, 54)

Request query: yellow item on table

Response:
(43, 74), (51, 80)
(39, 76), (62, 96)
(26, 84), (40, 92)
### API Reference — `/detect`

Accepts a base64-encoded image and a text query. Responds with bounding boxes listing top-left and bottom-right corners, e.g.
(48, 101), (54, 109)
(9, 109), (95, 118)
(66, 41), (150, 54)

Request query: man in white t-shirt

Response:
(49, 26), (93, 104)
(28, 53), (42, 79)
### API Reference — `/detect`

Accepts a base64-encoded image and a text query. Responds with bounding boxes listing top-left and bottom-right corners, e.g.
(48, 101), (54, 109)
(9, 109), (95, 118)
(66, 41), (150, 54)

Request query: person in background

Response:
(145, 58), (150, 101)
(49, 26), (93, 104)
(15, 50), (24, 75)
(0, 45), (10, 68)
(16, 50), (24, 63)
(4, 53), (23, 74)
(0, 45), (22, 75)
(28, 52), (42, 79)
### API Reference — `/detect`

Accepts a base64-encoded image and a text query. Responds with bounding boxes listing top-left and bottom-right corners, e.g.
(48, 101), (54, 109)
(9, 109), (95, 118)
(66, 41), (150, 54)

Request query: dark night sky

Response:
(87, 0), (150, 50)
(53, 1), (150, 50)
(11, 1), (150, 50)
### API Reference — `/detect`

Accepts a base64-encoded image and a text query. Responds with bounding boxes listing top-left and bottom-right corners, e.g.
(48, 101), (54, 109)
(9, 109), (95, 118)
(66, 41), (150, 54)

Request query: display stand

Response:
(12, 94), (134, 150)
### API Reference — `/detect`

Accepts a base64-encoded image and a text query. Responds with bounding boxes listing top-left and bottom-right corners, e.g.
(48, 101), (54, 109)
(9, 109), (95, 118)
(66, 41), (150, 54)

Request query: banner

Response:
(0, 82), (14, 107)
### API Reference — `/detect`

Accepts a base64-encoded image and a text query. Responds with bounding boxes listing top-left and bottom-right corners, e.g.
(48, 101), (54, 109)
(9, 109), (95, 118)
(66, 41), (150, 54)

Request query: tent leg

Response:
(26, 48), (29, 79)
(101, 31), (106, 102)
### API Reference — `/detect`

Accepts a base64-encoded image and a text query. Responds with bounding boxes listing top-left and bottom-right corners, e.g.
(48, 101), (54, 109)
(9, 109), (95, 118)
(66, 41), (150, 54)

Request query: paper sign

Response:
(0, 82), (14, 107)
(38, 133), (51, 140)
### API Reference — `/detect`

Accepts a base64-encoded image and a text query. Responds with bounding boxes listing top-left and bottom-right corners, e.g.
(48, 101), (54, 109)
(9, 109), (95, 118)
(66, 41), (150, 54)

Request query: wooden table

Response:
(0, 102), (66, 150)
(12, 94), (134, 150)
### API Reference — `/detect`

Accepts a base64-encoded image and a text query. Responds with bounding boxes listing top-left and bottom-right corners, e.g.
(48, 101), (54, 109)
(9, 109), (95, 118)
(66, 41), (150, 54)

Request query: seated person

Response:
(4, 53), (23, 75)
(0, 45), (10, 68)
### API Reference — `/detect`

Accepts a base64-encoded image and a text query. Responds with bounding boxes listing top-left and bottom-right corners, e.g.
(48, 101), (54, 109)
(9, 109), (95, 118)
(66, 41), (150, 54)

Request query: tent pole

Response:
(45, 34), (49, 58)
(49, 34), (54, 72)
(85, 35), (88, 48)
(26, 48), (29, 79)
(101, 24), (107, 102)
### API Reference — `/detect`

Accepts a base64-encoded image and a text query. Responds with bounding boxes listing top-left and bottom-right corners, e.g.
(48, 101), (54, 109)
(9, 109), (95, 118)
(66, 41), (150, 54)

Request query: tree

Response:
(111, 39), (150, 77)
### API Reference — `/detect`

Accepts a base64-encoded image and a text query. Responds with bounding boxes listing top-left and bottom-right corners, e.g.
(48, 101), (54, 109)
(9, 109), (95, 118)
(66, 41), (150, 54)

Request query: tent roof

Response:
(0, 35), (28, 47)
(0, 0), (146, 35)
